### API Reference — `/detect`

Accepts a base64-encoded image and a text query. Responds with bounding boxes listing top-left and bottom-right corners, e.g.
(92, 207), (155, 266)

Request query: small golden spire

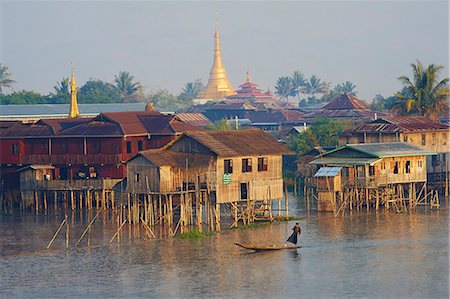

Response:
(246, 68), (252, 82)
(69, 63), (80, 118)
(198, 17), (236, 99)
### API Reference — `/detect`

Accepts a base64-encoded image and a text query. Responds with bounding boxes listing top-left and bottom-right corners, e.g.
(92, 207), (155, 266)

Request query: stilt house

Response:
(309, 142), (435, 211)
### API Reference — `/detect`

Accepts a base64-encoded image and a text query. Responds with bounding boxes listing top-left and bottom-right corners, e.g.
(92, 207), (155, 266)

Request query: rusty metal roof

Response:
(38, 118), (91, 134)
(0, 121), (53, 137)
(342, 116), (449, 134)
(175, 113), (213, 127)
(303, 109), (388, 120)
(181, 129), (294, 157)
(323, 93), (369, 110)
(136, 149), (213, 168)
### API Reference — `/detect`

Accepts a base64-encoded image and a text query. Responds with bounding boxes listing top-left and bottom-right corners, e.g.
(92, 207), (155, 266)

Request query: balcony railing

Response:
(21, 179), (122, 191)
(345, 173), (426, 188)
(20, 154), (122, 165)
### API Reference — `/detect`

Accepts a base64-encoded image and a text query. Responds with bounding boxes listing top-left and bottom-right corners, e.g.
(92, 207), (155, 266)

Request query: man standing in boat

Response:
(285, 223), (301, 246)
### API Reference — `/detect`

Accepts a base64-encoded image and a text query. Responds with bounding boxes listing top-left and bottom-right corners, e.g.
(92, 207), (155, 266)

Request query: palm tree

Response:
(291, 71), (306, 100)
(335, 81), (357, 95)
(275, 76), (295, 102)
(52, 77), (70, 95)
(392, 60), (449, 121)
(0, 64), (16, 93)
(302, 75), (329, 98)
(114, 71), (142, 98)
(181, 79), (203, 100)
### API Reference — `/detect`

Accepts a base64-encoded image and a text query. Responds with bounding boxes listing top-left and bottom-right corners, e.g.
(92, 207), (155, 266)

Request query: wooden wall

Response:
(215, 155), (283, 203)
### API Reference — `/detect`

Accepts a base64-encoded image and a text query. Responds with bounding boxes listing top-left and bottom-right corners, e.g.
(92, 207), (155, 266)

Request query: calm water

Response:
(0, 194), (448, 299)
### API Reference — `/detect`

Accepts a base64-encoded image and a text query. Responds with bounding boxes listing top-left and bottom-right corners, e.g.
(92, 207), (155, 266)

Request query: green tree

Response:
(0, 90), (49, 105)
(205, 118), (234, 131)
(147, 89), (180, 112)
(114, 71), (143, 102)
(177, 79), (204, 110)
(334, 81), (357, 95)
(0, 64), (16, 93)
(78, 79), (122, 104)
(50, 77), (70, 104)
(286, 117), (351, 155)
(302, 75), (329, 99)
(392, 60), (449, 121)
(291, 71), (306, 100)
(275, 76), (295, 101)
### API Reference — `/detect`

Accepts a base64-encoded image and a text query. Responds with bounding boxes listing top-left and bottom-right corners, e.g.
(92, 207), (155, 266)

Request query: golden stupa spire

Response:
(198, 16), (236, 99)
(246, 68), (252, 82)
(69, 63), (80, 118)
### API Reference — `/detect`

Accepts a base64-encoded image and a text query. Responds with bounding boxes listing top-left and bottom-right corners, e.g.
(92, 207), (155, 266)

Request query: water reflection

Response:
(0, 193), (448, 298)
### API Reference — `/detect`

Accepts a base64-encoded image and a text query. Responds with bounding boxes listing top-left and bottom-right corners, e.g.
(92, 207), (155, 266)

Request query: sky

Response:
(1, 1), (448, 102)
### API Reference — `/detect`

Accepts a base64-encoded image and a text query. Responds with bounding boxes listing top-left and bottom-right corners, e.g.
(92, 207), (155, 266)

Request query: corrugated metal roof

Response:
(342, 116), (449, 134)
(314, 166), (342, 177)
(182, 129), (294, 157)
(323, 93), (369, 110)
(346, 142), (435, 157)
(310, 157), (381, 166)
(175, 113), (213, 127)
(304, 109), (388, 119)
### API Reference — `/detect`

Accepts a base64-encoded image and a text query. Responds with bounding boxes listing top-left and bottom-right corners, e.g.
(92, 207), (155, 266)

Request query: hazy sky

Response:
(1, 1), (448, 102)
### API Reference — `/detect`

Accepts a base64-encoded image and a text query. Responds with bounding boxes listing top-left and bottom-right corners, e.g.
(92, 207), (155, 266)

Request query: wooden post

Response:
(43, 191), (47, 211)
(65, 214), (69, 251)
(285, 183), (289, 219)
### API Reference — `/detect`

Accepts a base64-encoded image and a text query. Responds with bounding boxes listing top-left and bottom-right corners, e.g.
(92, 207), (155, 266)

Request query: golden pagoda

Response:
(69, 65), (80, 118)
(198, 20), (236, 99)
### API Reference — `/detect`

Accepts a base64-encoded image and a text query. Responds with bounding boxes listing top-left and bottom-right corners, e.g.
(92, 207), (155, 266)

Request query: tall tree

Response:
(291, 71), (306, 100)
(0, 64), (16, 93)
(50, 77), (71, 104)
(180, 79), (203, 100)
(53, 77), (70, 95)
(334, 81), (357, 95)
(275, 76), (295, 101)
(302, 75), (329, 99)
(78, 79), (122, 104)
(392, 60), (449, 121)
(114, 71), (142, 99)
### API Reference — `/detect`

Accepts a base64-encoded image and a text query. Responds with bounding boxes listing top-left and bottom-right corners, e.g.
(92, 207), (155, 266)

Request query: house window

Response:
(242, 158), (252, 173)
(258, 157), (268, 171)
(421, 133), (426, 146)
(405, 161), (411, 173)
(126, 141), (132, 154)
(381, 162), (386, 170)
(224, 159), (233, 174)
(11, 143), (18, 155)
(135, 173), (140, 182)
(369, 166), (375, 176)
(137, 141), (143, 151)
(443, 133), (447, 145)
(403, 134), (408, 142)
(393, 161), (399, 174)
(418, 160), (423, 168)
(432, 133), (436, 145)
(240, 183), (248, 200)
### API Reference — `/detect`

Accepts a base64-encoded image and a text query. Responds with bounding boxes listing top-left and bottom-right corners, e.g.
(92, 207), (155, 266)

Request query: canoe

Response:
(235, 242), (301, 251)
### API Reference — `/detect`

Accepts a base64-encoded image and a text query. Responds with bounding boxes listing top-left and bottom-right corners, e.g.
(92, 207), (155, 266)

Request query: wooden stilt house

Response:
(310, 142), (435, 212)
(126, 129), (293, 229)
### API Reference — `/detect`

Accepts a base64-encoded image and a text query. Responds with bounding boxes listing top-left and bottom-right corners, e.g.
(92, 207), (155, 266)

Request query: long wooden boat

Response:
(235, 242), (301, 251)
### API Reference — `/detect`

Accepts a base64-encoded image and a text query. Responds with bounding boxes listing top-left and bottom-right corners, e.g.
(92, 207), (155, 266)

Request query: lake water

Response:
(0, 194), (448, 298)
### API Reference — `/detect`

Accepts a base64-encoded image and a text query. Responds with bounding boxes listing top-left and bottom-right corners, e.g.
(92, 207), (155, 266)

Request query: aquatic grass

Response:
(177, 229), (215, 240)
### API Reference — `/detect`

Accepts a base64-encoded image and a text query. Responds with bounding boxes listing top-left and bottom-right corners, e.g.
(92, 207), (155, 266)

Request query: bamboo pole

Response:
(75, 210), (102, 246)
(46, 217), (67, 249)
(109, 219), (127, 243)
(140, 217), (156, 238)
(65, 214), (69, 251)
